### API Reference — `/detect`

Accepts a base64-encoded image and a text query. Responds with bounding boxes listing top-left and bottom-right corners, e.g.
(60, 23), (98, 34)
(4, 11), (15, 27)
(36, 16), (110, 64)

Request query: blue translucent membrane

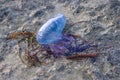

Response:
(36, 13), (66, 44)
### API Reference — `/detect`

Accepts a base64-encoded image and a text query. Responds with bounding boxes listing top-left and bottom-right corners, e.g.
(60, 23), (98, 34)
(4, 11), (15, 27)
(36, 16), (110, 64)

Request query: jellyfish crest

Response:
(36, 13), (66, 44)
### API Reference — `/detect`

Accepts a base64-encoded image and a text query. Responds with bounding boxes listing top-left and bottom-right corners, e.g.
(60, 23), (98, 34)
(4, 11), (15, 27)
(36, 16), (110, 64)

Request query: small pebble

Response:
(31, 76), (40, 80)
(74, 66), (78, 70)
(35, 68), (43, 76)
(48, 74), (56, 80)
(66, 69), (72, 74)
(29, 9), (44, 18)
(87, 68), (93, 75)
(0, 56), (4, 62)
(2, 67), (11, 76)
(57, 65), (65, 71)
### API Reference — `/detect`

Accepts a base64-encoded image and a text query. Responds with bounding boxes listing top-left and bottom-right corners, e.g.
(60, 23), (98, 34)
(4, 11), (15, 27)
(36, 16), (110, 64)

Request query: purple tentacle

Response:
(43, 33), (98, 58)
(75, 43), (91, 52)
(49, 44), (68, 58)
